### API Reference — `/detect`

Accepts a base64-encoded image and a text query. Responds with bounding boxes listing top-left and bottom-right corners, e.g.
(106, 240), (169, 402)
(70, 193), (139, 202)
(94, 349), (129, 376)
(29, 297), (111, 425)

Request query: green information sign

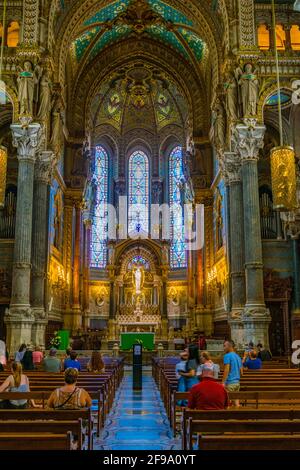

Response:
(120, 332), (155, 351)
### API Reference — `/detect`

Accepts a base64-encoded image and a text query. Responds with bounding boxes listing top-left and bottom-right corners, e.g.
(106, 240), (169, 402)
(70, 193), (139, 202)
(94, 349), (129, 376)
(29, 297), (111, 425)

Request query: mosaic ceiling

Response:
(89, 65), (188, 133)
(70, 0), (205, 66)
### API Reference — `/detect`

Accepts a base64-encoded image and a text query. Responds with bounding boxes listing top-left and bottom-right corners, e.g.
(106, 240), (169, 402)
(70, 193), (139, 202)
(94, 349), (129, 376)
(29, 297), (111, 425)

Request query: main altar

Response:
(116, 255), (162, 334)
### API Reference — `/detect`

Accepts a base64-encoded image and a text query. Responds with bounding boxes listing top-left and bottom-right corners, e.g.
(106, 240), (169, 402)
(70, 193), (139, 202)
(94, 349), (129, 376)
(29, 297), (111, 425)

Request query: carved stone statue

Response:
(50, 94), (64, 155)
(17, 61), (41, 115)
(224, 72), (238, 121)
(237, 63), (259, 117)
(37, 69), (52, 120)
(211, 101), (226, 150)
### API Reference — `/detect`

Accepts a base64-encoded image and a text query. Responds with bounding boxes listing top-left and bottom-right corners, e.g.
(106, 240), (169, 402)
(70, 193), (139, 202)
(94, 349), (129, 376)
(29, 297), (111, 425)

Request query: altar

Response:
(120, 332), (155, 351)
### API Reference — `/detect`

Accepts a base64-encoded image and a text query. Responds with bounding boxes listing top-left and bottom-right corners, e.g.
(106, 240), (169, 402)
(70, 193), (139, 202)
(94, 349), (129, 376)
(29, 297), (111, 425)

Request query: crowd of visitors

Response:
(0, 344), (105, 410)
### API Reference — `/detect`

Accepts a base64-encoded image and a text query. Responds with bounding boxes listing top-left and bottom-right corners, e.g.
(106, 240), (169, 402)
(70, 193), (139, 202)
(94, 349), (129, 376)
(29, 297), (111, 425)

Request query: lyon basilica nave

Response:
(1, 0), (300, 454)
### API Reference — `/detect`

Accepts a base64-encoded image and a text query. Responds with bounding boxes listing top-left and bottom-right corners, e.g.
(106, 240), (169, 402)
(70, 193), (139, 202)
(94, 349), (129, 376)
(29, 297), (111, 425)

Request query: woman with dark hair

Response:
(47, 368), (92, 409)
(15, 344), (27, 363)
(87, 351), (105, 373)
(21, 349), (35, 371)
(177, 344), (200, 400)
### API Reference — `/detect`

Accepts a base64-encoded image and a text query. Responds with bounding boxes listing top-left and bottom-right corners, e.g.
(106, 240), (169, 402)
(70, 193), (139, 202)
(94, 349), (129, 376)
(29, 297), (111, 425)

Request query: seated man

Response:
(243, 350), (262, 370)
(43, 348), (61, 373)
(63, 350), (81, 371)
(188, 364), (229, 410)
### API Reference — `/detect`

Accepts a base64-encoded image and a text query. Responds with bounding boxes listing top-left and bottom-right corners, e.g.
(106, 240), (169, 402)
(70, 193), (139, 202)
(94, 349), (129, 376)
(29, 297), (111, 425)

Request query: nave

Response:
(96, 369), (179, 451)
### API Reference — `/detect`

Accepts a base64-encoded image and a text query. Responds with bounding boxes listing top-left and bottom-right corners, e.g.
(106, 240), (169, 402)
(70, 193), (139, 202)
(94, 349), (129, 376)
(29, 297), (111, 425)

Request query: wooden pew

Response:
(187, 419), (300, 450)
(0, 432), (72, 450)
(182, 408), (300, 450)
(0, 408), (93, 450)
(0, 389), (102, 441)
(197, 435), (300, 451)
(0, 419), (84, 450)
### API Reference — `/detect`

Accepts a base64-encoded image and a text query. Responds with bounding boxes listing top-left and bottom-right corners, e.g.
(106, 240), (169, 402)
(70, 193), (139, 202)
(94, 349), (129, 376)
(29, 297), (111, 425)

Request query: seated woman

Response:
(47, 368), (92, 409)
(197, 351), (220, 379)
(87, 351), (105, 373)
(0, 362), (35, 409)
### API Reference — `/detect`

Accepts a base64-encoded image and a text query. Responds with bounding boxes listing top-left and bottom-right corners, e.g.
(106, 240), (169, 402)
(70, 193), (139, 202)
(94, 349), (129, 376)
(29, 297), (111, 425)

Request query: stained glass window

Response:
(128, 151), (149, 236)
(128, 256), (150, 271)
(169, 146), (187, 268)
(91, 146), (109, 268)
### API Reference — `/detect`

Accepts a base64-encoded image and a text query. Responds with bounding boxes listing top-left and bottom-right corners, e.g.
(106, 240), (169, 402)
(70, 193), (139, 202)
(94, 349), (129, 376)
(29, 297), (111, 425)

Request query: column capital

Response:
(222, 152), (242, 184)
(35, 151), (55, 184)
(234, 119), (266, 162)
(11, 122), (43, 163)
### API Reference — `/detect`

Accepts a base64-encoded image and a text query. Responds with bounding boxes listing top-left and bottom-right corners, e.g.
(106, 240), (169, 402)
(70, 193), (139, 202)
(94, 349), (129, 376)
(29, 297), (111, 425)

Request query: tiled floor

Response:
(95, 370), (180, 450)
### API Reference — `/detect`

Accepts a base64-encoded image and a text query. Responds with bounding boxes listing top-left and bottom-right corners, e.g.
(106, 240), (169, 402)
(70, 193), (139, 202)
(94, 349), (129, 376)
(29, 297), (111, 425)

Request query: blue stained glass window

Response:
(169, 146), (187, 268)
(128, 256), (150, 271)
(128, 151), (149, 235)
(91, 146), (109, 268)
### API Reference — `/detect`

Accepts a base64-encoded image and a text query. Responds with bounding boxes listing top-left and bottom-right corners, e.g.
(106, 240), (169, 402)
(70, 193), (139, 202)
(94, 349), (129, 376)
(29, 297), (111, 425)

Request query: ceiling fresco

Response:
(90, 65), (186, 133)
(70, 0), (206, 67)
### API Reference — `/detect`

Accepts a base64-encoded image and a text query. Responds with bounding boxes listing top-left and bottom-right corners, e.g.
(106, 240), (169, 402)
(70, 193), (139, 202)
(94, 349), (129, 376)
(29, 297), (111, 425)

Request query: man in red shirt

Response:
(187, 364), (229, 410)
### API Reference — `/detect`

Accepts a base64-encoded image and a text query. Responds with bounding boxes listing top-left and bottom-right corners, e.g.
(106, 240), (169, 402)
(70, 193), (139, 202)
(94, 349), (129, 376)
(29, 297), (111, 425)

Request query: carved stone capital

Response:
(243, 307), (271, 321)
(11, 122), (43, 163)
(35, 151), (55, 183)
(234, 119), (265, 162)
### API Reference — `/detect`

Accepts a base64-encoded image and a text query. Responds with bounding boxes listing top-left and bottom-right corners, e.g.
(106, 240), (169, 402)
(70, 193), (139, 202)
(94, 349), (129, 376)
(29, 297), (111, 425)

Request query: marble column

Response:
(224, 152), (246, 346)
(235, 120), (271, 347)
(31, 151), (55, 347)
(71, 201), (82, 331)
(5, 122), (42, 353)
(82, 218), (92, 330)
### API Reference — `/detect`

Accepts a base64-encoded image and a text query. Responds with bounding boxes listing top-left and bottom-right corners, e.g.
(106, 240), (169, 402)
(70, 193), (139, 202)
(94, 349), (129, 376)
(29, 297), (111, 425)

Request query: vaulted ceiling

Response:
(70, 0), (206, 68)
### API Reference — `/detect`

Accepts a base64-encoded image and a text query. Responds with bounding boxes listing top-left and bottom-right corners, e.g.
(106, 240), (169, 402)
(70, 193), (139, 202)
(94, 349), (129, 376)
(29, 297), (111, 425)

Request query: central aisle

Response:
(96, 370), (180, 450)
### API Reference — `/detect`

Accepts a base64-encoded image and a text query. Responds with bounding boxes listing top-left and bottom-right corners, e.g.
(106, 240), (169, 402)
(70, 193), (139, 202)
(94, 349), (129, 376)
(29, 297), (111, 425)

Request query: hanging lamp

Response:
(270, 0), (297, 211)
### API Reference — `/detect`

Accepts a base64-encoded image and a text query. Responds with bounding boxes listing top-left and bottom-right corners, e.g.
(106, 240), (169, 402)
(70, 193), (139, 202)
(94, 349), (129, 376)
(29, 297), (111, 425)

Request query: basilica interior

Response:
(0, 0), (300, 359)
(2, 0), (300, 455)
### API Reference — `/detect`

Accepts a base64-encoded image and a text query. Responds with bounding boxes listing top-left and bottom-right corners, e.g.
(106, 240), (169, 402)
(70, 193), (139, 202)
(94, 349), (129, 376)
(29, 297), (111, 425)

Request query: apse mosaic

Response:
(71, 0), (205, 65)
(97, 84), (126, 131)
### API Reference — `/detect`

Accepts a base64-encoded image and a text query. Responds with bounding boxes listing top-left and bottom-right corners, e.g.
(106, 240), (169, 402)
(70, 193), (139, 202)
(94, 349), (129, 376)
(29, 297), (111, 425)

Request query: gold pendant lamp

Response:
(270, 0), (297, 211)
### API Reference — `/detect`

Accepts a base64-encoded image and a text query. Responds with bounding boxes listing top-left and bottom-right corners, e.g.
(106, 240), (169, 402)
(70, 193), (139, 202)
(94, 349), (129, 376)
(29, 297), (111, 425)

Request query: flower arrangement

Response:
(49, 331), (61, 349)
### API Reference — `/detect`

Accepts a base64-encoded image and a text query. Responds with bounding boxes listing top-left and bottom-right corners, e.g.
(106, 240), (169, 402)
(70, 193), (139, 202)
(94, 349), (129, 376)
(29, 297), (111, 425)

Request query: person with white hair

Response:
(188, 363), (229, 410)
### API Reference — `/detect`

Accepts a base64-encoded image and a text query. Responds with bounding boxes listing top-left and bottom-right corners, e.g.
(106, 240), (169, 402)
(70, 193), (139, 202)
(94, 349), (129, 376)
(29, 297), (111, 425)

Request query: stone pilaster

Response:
(235, 120), (271, 347)
(31, 151), (55, 347)
(5, 121), (42, 353)
(223, 152), (246, 346)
